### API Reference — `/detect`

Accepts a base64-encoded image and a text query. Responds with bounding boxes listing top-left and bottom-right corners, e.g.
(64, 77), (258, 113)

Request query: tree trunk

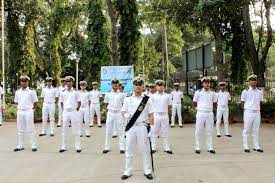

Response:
(106, 0), (119, 66)
(241, 1), (273, 87)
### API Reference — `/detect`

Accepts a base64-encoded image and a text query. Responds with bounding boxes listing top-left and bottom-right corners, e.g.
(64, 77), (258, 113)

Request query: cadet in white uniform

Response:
(193, 77), (217, 154)
(148, 84), (156, 97)
(14, 76), (38, 152)
(0, 85), (4, 126)
(57, 78), (66, 127)
(59, 76), (82, 153)
(150, 80), (173, 154)
(39, 77), (58, 137)
(89, 82), (102, 127)
(78, 81), (91, 137)
(216, 82), (232, 138)
(241, 74), (264, 153)
(170, 83), (183, 128)
(121, 77), (154, 180)
(102, 78), (125, 154)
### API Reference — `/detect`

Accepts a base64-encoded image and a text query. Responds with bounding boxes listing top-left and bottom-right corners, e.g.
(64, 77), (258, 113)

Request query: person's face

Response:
(219, 84), (225, 91)
(62, 81), (66, 86)
(112, 82), (119, 90)
(21, 80), (28, 88)
(66, 80), (73, 88)
(149, 87), (155, 93)
(202, 81), (210, 90)
(134, 82), (143, 93)
(156, 84), (164, 92)
(175, 86), (179, 90)
(46, 81), (52, 87)
(119, 85), (123, 91)
(93, 85), (97, 90)
(249, 79), (257, 87)
(80, 84), (86, 90)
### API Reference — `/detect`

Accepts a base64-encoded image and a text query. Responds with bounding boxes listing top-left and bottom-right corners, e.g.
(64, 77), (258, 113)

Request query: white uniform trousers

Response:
(16, 109), (36, 148)
(41, 102), (56, 134)
(195, 111), (214, 150)
(151, 113), (171, 151)
(124, 124), (152, 176)
(57, 102), (63, 126)
(242, 110), (261, 150)
(79, 107), (90, 136)
(90, 103), (101, 126)
(104, 111), (125, 151)
(61, 110), (81, 150)
(216, 107), (230, 136)
(171, 103), (182, 126)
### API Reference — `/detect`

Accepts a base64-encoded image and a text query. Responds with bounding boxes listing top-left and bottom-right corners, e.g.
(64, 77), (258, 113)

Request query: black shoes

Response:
(225, 135), (232, 137)
(98, 125), (102, 128)
(195, 150), (201, 154)
(50, 134), (54, 137)
(179, 126), (183, 128)
(32, 148), (37, 152)
(102, 150), (110, 154)
(253, 149), (264, 153)
(208, 150), (216, 154)
(86, 135), (91, 138)
(112, 135), (117, 138)
(170, 125), (175, 128)
(14, 148), (24, 152)
(244, 149), (250, 153)
(121, 175), (132, 180)
(144, 174), (153, 180)
(217, 135), (221, 138)
(76, 149), (81, 153)
(57, 125), (61, 127)
(165, 150), (173, 154)
(39, 133), (46, 137)
(120, 150), (125, 154)
(59, 149), (67, 153)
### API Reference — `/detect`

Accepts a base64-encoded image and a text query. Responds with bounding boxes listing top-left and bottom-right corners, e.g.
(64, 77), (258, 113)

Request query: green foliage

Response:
(116, 0), (141, 65)
(84, 0), (111, 81)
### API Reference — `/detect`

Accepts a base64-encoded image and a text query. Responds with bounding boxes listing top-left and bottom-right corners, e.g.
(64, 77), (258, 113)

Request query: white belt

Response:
(155, 112), (168, 115)
(245, 109), (260, 113)
(44, 102), (55, 104)
(197, 110), (213, 113)
(18, 109), (33, 111)
(64, 108), (76, 112)
(108, 109), (121, 113)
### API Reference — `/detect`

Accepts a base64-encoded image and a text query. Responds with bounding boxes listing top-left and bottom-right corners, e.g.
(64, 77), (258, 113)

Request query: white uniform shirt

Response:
(104, 90), (125, 110)
(41, 86), (58, 103)
(193, 88), (217, 112)
(241, 86), (263, 111)
(14, 87), (38, 110)
(78, 90), (90, 108)
(58, 86), (67, 103)
(216, 91), (231, 108)
(171, 90), (183, 104)
(151, 92), (172, 113)
(121, 94), (154, 124)
(89, 89), (102, 104)
(60, 88), (80, 110)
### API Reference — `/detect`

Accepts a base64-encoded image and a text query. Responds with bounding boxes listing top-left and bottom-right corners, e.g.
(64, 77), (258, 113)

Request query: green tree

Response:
(116, 0), (141, 65)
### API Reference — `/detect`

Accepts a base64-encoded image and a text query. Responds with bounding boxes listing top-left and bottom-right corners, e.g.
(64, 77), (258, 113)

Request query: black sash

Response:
(125, 95), (149, 132)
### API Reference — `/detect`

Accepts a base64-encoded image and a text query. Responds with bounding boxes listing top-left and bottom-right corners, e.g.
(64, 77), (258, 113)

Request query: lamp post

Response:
(75, 57), (80, 90)
(1, 0), (5, 109)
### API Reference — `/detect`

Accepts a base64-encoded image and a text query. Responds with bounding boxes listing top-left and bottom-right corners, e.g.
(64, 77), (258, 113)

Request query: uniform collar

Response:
(21, 87), (30, 91)
(111, 89), (120, 93)
(132, 93), (144, 98)
(80, 89), (87, 92)
(156, 91), (165, 95)
(202, 88), (211, 92)
(67, 87), (74, 92)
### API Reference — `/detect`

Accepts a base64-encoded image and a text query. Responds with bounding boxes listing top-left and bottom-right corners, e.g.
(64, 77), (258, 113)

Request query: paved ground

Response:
(0, 122), (275, 183)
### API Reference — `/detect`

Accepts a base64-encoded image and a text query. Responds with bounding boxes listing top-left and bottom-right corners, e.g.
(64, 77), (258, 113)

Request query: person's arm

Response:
(103, 93), (109, 108)
(149, 113), (154, 125)
(76, 92), (81, 111)
(213, 92), (217, 108)
(32, 90), (38, 110)
(240, 90), (246, 110)
(192, 91), (199, 108)
(260, 90), (264, 111)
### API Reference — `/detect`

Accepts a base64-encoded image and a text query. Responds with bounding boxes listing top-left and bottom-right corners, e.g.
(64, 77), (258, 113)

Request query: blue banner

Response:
(100, 65), (134, 94)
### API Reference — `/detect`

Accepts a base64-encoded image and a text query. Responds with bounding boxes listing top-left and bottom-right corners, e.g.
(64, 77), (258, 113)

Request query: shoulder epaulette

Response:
(257, 87), (261, 90)
(198, 89), (202, 92)
(210, 89), (215, 92)
(245, 87), (249, 91)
